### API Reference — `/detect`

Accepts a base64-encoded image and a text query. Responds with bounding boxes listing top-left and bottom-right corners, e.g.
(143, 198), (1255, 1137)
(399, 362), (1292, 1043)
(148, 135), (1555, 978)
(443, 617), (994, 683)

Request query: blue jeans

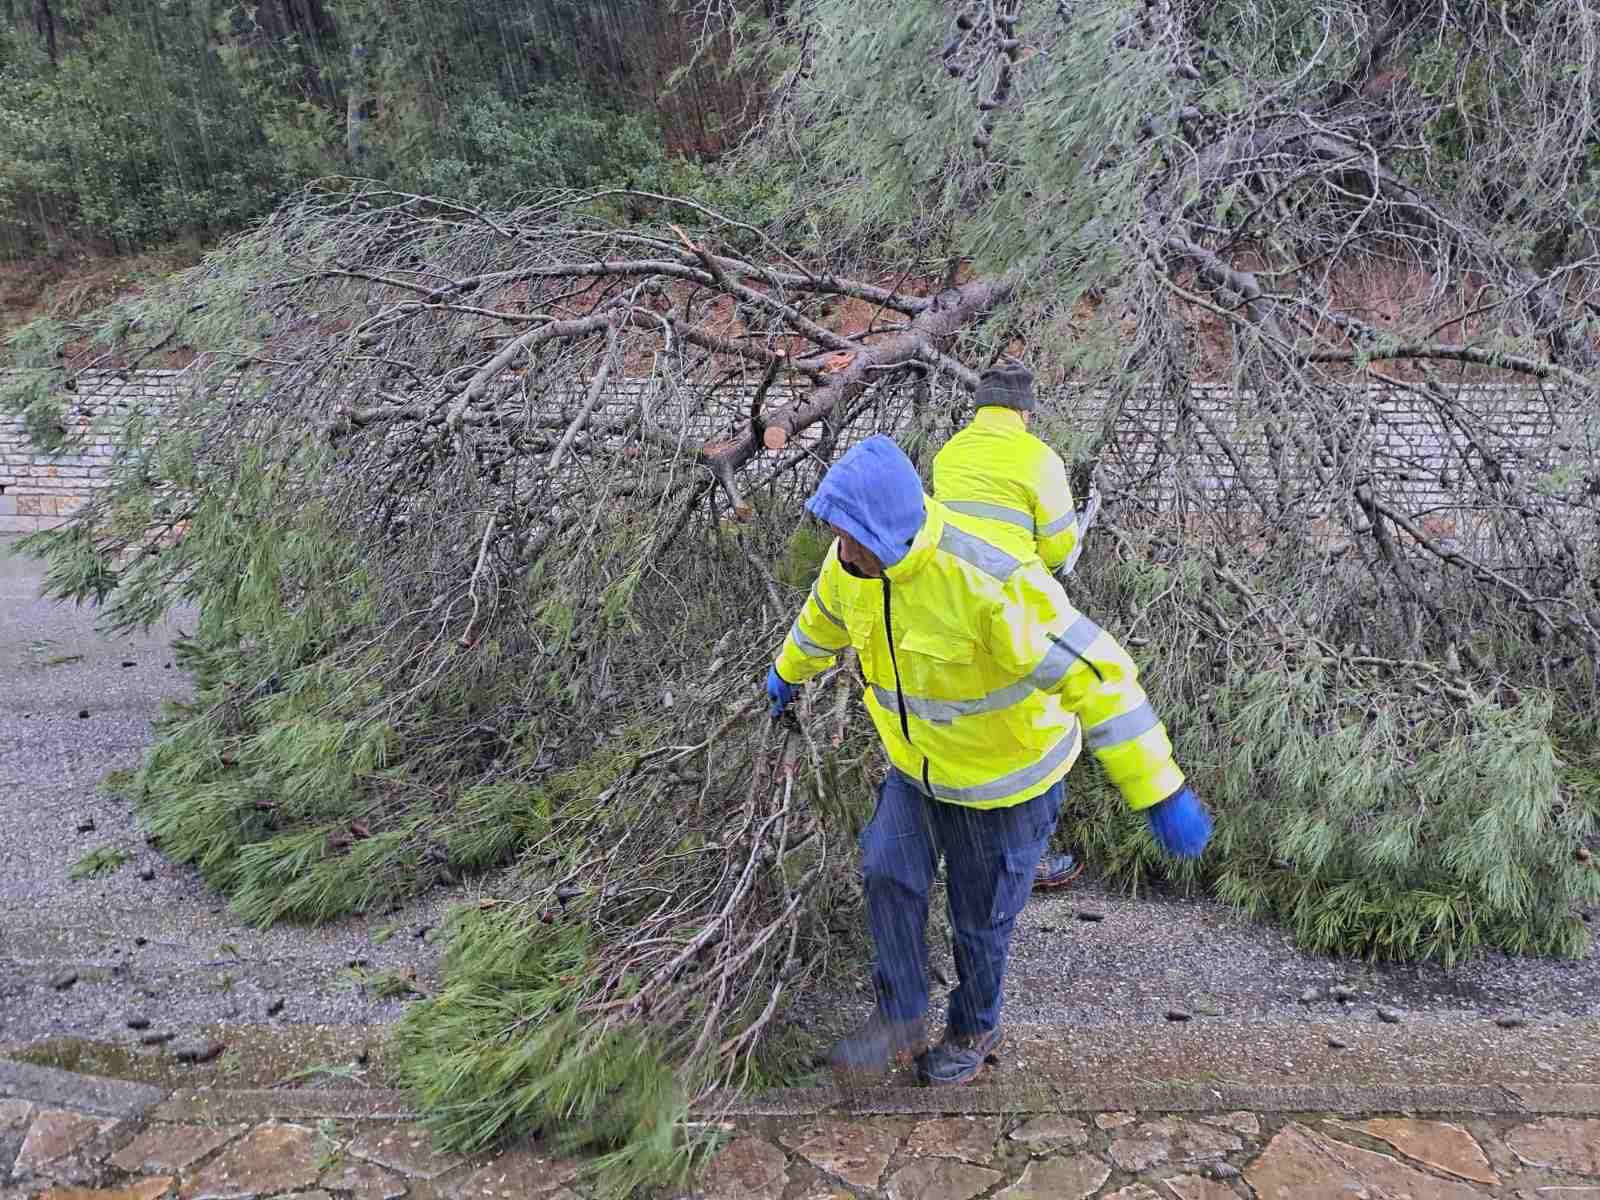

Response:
(860, 769), (1062, 1037)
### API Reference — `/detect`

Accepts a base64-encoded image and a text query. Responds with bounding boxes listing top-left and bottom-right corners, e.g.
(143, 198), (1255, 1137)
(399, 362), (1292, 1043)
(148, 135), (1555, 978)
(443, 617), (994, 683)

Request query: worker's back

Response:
(931, 364), (1079, 572)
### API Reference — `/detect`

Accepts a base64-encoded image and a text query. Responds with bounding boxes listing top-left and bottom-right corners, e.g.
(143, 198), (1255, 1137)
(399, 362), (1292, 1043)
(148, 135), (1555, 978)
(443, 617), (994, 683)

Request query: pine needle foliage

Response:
(763, 0), (1170, 304)
(393, 913), (694, 1190)
(1060, 532), (1600, 965)
(69, 845), (131, 880)
(394, 689), (872, 1193)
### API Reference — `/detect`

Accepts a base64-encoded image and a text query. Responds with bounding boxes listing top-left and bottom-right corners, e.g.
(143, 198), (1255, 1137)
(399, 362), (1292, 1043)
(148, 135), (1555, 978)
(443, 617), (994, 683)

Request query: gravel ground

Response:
(789, 857), (1600, 1050)
(1003, 878), (1600, 1025)
(789, 876), (1600, 1053)
(0, 544), (473, 1047)
(4, 540), (1599, 1055)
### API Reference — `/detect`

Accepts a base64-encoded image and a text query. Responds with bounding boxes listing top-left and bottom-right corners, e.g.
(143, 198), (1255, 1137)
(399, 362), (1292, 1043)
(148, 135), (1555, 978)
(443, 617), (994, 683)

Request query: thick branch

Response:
(703, 276), (1013, 473)
(451, 312), (618, 426)
(1307, 342), (1596, 390)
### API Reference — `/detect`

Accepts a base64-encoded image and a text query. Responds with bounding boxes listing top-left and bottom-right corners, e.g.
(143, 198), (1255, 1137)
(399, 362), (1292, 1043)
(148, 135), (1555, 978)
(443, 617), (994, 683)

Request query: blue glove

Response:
(766, 665), (797, 718)
(1146, 786), (1212, 859)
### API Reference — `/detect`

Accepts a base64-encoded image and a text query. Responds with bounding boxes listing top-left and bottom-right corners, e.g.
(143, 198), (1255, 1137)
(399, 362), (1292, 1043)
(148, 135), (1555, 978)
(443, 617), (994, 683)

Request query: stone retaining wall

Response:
(2, 370), (1589, 536)
(0, 371), (187, 535)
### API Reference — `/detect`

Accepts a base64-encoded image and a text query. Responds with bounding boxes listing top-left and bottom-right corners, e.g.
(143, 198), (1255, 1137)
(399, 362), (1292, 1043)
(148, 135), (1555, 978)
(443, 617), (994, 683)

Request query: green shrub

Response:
(393, 86), (680, 207)
(0, 22), (281, 251)
(0, 2), (757, 256)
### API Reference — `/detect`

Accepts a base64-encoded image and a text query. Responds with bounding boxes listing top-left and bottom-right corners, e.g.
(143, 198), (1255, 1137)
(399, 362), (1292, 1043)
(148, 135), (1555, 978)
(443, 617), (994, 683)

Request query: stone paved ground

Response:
(692, 1110), (1600, 1200)
(6, 1061), (1600, 1200)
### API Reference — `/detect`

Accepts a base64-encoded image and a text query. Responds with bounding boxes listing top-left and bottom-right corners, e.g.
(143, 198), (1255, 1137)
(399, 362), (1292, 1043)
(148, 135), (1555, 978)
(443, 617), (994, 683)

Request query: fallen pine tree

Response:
(7, 0), (1600, 1186)
(8, 175), (1600, 1189)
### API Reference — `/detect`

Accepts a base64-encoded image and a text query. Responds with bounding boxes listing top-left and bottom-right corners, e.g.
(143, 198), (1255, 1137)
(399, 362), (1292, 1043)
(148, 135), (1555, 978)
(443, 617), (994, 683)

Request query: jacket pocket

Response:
(895, 627), (978, 696)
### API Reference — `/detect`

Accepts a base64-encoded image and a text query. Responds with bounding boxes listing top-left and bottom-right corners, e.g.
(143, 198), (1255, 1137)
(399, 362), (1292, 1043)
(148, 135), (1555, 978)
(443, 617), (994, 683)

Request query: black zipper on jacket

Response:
(881, 579), (911, 742)
(881, 577), (934, 797)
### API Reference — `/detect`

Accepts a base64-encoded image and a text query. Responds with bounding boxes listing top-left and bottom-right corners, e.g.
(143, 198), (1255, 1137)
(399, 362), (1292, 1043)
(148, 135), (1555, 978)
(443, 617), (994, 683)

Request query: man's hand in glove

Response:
(1146, 785), (1212, 859)
(766, 666), (797, 718)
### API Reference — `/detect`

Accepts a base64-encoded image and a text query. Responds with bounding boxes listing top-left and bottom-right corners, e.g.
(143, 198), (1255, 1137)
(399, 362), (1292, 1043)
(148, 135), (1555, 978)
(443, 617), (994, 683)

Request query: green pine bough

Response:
(1061, 544), (1600, 966)
(69, 845), (131, 880)
(393, 918), (695, 1192)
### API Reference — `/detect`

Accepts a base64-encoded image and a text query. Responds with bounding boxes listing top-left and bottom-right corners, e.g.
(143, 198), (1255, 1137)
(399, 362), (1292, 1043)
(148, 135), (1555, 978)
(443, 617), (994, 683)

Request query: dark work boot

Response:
(1032, 851), (1083, 891)
(826, 1015), (929, 1081)
(916, 1025), (1004, 1086)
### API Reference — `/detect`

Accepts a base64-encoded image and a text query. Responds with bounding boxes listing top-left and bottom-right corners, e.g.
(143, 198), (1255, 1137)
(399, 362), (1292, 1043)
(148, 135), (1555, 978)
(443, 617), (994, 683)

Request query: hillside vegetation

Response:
(0, 0), (760, 258)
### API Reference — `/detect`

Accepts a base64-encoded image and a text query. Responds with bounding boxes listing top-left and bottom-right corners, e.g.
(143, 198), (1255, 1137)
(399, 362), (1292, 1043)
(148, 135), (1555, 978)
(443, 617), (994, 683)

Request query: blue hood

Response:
(805, 435), (925, 569)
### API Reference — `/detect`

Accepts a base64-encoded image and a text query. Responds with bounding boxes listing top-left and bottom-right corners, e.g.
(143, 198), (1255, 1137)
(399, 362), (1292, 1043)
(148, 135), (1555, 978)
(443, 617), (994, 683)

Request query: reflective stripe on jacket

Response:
(931, 406), (1079, 571)
(775, 501), (1184, 811)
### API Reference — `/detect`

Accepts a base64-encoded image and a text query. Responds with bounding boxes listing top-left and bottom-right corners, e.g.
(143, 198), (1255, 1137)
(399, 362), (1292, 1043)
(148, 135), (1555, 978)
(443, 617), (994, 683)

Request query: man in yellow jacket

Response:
(767, 435), (1211, 1086)
(933, 363), (1083, 574)
(932, 363), (1086, 890)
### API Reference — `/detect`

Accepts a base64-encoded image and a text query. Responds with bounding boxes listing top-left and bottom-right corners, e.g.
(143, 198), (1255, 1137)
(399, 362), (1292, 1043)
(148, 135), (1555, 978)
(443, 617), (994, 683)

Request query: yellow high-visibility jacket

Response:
(775, 500), (1183, 812)
(931, 406), (1080, 572)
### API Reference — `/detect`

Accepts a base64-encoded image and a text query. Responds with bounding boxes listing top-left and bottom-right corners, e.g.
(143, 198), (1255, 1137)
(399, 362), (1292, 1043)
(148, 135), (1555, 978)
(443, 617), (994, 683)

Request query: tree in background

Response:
(0, 0), (280, 252)
(0, 0), (764, 257)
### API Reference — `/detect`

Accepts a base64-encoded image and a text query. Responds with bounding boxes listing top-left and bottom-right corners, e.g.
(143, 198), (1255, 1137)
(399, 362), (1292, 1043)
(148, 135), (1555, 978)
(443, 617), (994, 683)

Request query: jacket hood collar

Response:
(974, 406), (1026, 431)
(805, 436), (926, 570)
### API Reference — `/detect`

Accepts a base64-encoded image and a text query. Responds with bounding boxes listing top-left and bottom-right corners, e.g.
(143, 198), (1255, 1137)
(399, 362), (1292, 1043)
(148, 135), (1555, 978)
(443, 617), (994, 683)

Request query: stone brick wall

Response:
(2, 370), (1590, 536)
(1081, 382), (1594, 515)
(0, 370), (187, 535)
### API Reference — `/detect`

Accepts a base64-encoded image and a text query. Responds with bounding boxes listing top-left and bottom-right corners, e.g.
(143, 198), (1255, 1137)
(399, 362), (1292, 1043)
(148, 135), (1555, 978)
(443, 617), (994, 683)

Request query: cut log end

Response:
(762, 426), (789, 451)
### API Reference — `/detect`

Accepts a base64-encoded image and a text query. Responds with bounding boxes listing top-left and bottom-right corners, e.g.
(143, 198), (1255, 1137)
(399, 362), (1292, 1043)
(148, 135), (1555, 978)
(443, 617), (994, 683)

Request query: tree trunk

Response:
(346, 41), (371, 167)
(32, 0), (56, 65)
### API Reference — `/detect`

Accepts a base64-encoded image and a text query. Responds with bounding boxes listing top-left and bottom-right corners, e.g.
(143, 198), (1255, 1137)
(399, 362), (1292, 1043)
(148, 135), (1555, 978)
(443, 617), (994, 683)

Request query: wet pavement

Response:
(7, 538), (1600, 1054)
(0, 545), (469, 1047)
